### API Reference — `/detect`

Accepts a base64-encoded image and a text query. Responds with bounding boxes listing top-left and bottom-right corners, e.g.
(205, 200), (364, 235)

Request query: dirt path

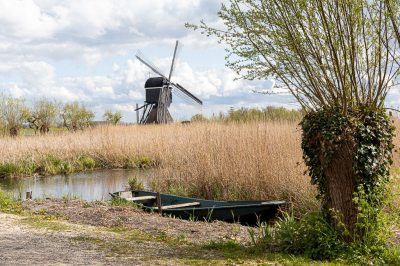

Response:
(0, 213), (114, 265)
(0, 213), (221, 266)
(0, 208), (228, 266)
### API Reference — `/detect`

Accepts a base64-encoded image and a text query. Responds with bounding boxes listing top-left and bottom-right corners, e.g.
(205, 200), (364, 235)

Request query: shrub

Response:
(273, 211), (346, 260)
(134, 157), (151, 168)
(127, 175), (143, 190)
(79, 157), (96, 170)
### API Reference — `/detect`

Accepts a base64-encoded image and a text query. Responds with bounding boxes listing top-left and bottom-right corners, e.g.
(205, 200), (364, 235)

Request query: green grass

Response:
(203, 240), (357, 266)
(109, 196), (139, 208)
(62, 192), (82, 200)
(0, 155), (101, 178)
(0, 153), (155, 179)
(20, 216), (72, 231)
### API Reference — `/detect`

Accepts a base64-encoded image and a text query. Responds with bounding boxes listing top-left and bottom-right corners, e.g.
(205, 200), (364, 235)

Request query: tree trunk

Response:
(40, 125), (49, 135)
(319, 132), (358, 242)
(302, 110), (393, 244)
(10, 127), (19, 138)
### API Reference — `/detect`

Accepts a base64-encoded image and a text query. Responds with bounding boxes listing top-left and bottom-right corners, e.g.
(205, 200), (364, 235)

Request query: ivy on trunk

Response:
(301, 107), (395, 240)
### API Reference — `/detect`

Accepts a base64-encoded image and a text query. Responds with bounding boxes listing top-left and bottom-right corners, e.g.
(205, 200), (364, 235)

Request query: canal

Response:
(0, 169), (152, 201)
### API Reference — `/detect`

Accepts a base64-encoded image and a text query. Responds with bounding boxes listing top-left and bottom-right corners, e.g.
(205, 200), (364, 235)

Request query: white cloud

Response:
(0, 0), (228, 67)
(112, 63), (120, 72)
(0, 61), (56, 86)
(0, 0), (58, 41)
(128, 90), (143, 100)
(124, 59), (148, 85)
(113, 104), (136, 113)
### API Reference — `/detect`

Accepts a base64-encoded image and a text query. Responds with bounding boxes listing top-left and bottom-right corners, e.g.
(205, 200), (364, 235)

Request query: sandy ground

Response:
(0, 213), (113, 266)
(0, 212), (225, 266)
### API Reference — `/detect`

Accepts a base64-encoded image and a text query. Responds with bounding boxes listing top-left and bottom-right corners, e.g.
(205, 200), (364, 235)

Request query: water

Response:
(0, 169), (152, 202)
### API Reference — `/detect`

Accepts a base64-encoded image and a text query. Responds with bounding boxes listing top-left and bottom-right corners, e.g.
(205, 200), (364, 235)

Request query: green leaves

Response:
(61, 101), (95, 131)
(29, 97), (62, 135)
(103, 109), (123, 125)
(187, 0), (400, 114)
(0, 93), (30, 137)
(274, 211), (347, 260)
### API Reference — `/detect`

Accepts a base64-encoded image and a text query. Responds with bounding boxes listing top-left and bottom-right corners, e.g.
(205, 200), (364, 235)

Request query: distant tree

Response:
(61, 101), (95, 131)
(190, 114), (208, 122)
(103, 109), (123, 125)
(0, 93), (30, 137)
(28, 97), (62, 135)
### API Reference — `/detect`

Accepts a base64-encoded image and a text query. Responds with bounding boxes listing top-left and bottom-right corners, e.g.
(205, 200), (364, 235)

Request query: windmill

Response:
(135, 41), (203, 124)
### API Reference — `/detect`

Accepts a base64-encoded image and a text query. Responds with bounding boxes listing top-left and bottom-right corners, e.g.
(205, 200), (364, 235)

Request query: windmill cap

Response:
(145, 77), (166, 88)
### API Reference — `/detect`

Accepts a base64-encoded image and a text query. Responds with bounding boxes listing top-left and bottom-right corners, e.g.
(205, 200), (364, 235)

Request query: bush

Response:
(79, 157), (96, 170)
(274, 211), (346, 260)
(127, 175), (143, 190)
(134, 157), (151, 168)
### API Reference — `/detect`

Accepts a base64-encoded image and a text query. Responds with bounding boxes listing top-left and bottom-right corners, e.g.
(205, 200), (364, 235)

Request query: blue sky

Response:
(0, 0), (398, 122)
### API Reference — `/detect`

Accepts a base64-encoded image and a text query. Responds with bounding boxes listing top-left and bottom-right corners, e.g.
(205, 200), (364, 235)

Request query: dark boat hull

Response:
(110, 190), (284, 225)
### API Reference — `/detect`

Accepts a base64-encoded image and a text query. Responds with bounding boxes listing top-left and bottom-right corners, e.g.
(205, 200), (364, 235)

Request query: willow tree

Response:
(0, 93), (30, 137)
(29, 97), (62, 135)
(103, 109), (123, 125)
(187, 0), (400, 240)
(61, 101), (95, 131)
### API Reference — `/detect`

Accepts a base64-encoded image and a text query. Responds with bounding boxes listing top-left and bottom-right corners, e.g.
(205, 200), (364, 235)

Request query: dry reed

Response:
(1, 118), (400, 215)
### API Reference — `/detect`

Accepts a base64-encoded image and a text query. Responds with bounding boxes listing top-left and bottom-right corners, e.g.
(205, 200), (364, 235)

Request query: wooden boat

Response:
(110, 190), (285, 225)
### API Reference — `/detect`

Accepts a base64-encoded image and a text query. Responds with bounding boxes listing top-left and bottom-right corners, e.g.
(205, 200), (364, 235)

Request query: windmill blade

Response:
(168, 40), (184, 81)
(172, 83), (202, 110)
(174, 83), (203, 106)
(173, 87), (202, 110)
(136, 50), (167, 79)
(173, 89), (202, 111)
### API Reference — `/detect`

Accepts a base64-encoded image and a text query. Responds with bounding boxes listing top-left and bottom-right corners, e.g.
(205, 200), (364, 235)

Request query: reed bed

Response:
(1, 118), (400, 215)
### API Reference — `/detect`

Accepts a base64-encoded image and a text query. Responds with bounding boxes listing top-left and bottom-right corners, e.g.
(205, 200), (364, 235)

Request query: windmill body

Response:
(135, 41), (203, 124)
(141, 77), (173, 124)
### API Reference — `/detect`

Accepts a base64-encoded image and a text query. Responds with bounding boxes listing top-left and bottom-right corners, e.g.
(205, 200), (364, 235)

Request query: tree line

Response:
(191, 106), (305, 123)
(0, 93), (123, 137)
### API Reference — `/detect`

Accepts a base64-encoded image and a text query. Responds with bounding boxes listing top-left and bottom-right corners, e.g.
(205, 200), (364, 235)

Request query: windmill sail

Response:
(172, 83), (202, 110)
(136, 50), (167, 79)
(168, 41), (183, 81)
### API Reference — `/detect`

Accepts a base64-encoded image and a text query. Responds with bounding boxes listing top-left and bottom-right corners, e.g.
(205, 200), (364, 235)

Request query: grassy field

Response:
(1, 118), (400, 215)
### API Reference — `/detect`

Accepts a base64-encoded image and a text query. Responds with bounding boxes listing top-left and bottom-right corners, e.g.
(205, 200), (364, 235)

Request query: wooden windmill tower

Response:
(135, 41), (203, 124)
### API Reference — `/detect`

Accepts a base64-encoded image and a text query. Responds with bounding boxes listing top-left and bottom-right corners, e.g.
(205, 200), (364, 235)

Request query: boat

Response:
(109, 190), (285, 225)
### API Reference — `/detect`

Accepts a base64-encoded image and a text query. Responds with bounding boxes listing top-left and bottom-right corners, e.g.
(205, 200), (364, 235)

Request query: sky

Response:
(0, 0), (399, 122)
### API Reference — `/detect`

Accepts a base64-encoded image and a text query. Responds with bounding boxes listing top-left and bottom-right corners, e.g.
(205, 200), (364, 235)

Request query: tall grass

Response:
(0, 117), (399, 215)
